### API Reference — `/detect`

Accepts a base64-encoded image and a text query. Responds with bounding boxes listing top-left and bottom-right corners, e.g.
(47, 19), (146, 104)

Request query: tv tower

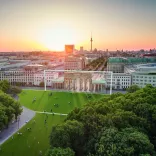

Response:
(90, 32), (93, 52)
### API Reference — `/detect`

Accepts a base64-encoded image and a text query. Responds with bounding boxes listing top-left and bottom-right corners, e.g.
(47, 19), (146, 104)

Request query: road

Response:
(0, 107), (35, 145)
(97, 60), (107, 71)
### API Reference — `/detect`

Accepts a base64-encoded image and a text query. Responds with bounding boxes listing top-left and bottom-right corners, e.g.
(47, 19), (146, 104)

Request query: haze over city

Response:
(0, 0), (156, 52)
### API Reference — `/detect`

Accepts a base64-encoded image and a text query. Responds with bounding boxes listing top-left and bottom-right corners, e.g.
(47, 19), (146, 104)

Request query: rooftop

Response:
(26, 64), (43, 67)
(125, 63), (156, 74)
(108, 57), (156, 64)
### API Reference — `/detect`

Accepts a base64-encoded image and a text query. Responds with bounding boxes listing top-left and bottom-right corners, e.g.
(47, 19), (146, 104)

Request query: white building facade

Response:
(106, 73), (131, 89)
(132, 74), (156, 88)
(0, 70), (34, 85)
(127, 64), (156, 88)
(107, 57), (156, 89)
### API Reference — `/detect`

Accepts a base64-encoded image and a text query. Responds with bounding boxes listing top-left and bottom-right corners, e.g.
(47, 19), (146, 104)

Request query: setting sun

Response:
(38, 26), (76, 51)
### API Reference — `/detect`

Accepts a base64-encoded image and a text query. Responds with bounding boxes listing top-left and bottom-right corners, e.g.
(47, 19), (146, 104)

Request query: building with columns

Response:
(62, 72), (105, 92)
(44, 71), (106, 93)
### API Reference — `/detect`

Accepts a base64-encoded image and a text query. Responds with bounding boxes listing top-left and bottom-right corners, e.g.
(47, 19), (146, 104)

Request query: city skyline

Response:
(0, 0), (156, 52)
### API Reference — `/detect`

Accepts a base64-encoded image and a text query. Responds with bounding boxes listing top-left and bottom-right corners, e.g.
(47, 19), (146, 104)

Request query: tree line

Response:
(85, 57), (107, 71)
(0, 80), (22, 130)
(46, 84), (156, 156)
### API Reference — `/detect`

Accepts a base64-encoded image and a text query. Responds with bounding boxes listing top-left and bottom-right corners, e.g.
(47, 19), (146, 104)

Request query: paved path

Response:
(0, 107), (68, 145)
(0, 107), (35, 145)
(35, 111), (68, 116)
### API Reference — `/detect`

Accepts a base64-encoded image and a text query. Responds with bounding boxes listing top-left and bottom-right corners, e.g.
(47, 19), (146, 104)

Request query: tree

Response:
(45, 147), (75, 156)
(0, 80), (10, 93)
(39, 81), (44, 87)
(50, 124), (71, 148)
(12, 101), (23, 120)
(0, 90), (22, 130)
(48, 86), (156, 155)
(50, 120), (84, 155)
(9, 86), (22, 95)
(15, 82), (21, 86)
(95, 127), (155, 156)
(126, 84), (140, 93)
(0, 106), (8, 129)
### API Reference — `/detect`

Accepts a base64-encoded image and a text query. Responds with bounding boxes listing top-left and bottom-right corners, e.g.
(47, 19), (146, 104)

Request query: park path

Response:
(0, 108), (68, 145)
(35, 111), (68, 116)
(0, 106), (35, 145)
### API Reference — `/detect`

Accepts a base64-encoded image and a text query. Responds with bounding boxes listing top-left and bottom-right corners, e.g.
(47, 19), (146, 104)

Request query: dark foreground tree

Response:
(49, 85), (156, 155)
(95, 127), (155, 156)
(45, 147), (75, 156)
(50, 120), (84, 155)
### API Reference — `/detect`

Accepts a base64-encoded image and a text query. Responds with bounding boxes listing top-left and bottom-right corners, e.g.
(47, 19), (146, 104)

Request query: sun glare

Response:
(38, 26), (76, 51)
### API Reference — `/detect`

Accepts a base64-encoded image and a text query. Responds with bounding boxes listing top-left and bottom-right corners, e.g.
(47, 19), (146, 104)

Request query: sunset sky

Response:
(0, 0), (156, 52)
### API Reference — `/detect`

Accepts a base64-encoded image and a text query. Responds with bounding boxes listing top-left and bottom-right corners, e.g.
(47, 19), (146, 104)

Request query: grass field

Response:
(19, 90), (103, 113)
(0, 90), (104, 156)
(1, 114), (66, 156)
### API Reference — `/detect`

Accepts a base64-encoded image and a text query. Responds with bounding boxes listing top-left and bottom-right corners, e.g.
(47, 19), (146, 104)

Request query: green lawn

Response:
(19, 90), (103, 113)
(0, 90), (104, 156)
(1, 114), (66, 156)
